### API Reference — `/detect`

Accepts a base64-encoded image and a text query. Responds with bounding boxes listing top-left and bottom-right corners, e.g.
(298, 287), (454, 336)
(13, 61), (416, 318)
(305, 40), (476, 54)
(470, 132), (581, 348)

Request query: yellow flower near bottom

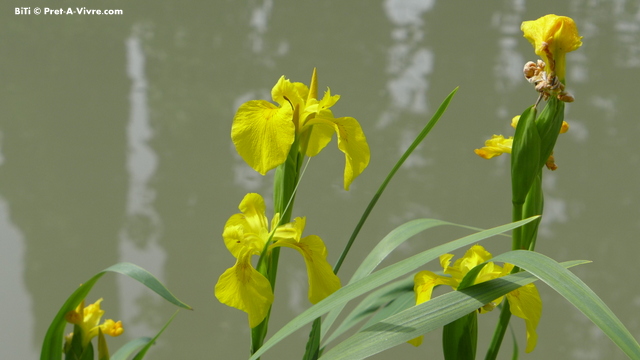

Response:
(409, 245), (542, 353)
(215, 193), (341, 328)
(64, 298), (124, 348)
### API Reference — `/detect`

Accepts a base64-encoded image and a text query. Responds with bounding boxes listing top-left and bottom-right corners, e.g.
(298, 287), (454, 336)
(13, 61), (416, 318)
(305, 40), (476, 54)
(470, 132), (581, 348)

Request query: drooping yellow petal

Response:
(215, 249), (274, 328)
(414, 270), (456, 305)
(474, 135), (513, 159)
(521, 14), (582, 81)
(506, 283), (542, 353)
(306, 116), (370, 190)
(273, 234), (341, 304)
(231, 100), (295, 175)
(408, 270), (456, 347)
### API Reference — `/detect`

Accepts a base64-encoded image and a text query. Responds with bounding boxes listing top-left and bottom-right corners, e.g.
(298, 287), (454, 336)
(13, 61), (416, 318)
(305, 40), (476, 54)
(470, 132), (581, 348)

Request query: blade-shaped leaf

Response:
(320, 259), (586, 360)
(491, 250), (640, 360)
(248, 217), (538, 360)
(324, 276), (414, 345)
(132, 310), (180, 360)
(322, 219), (507, 340)
(111, 337), (153, 360)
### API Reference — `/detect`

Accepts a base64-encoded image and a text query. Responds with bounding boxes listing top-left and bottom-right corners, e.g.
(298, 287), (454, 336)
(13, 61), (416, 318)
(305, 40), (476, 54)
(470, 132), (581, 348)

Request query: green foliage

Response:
(442, 312), (477, 360)
(40, 263), (191, 360)
(248, 217), (539, 360)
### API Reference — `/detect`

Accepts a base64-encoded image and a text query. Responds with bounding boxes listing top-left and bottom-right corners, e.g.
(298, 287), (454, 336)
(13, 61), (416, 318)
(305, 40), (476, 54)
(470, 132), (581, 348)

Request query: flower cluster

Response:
(231, 69), (370, 190)
(474, 115), (569, 167)
(410, 245), (542, 353)
(64, 298), (124, 349)
(475, 14), (581, 170)
(215, 193), (340, 328)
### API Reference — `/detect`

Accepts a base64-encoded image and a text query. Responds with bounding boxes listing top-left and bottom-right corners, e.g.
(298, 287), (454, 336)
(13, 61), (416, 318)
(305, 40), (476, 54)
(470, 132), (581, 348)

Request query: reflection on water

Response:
(379, 0), (435, 128)
(117, 28), (166, 336)
(0, 187), (37, 358)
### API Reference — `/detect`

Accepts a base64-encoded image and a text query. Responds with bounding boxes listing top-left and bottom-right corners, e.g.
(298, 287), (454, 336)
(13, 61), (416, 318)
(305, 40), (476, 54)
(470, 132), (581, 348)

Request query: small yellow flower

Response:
(511, 115), (569, 133)
(474, 135), (513, 159)
(409, 245), (542, 352)
(231, 69), (370, 190)
(215, 193), (341, 328)
(65, 298), (124, 348)
(521, 14), (582, 82)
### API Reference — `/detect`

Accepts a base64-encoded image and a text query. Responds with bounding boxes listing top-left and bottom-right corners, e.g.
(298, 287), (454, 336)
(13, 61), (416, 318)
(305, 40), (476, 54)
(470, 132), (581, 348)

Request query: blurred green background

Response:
(2, 0), (639, 358)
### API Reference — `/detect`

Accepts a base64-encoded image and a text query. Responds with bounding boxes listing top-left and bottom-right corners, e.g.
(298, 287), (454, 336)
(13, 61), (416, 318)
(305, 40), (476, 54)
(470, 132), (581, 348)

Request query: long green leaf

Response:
(322, 219), (507, 340)
(332, 87), (458, 274)
(320, 260), (586, 360)
(248, 217), (538, 360)
(324, 276), (414, 345)
(40, 263), (191, 360)
(492, 250), (640, 359)
(132, 310), (180, 360)
(322, 219), (451, 339)
(111, 337), (153, 360)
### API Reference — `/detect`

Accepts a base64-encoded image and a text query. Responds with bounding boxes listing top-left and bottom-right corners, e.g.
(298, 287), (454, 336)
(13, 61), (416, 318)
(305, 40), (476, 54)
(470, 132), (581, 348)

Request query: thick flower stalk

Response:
(231, 69), (370, 190)
(64, 298), (124, 348)
(409, 245), (542, 353)
(474, 115), (568, 169)
(215, 193), (341, 328)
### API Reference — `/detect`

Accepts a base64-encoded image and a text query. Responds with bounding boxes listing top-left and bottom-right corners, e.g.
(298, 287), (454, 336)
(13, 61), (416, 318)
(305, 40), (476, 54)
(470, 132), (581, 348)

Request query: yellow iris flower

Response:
(64, 298), (124, 348)
(474, 135), (513, 159)
(521, 14), (582, 82)
(215, 193), (341, 328)
(231, 69), (370, 190)
(409, 245), (541, 353)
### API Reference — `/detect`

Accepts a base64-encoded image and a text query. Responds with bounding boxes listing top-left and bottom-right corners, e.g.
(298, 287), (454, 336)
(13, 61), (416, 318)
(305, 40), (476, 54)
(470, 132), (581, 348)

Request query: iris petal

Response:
(215, 249), (274, 328)
(231, 100), (295, 175)
(273, 234), (341, 304)
(306, 116), (370, 190)
(507, 283), (542, 352)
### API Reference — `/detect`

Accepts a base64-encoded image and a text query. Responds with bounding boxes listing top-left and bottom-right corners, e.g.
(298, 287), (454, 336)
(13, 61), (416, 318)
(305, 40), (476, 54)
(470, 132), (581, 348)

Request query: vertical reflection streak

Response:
(0, 132), (37, 358)
(118, 29), (166, 336)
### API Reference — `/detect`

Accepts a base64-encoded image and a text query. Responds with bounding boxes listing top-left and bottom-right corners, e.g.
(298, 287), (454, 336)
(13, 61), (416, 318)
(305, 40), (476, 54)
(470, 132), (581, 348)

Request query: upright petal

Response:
(215, 249), (274, 328)
(458, 245), (493, 274)
(506, 283), (542, 353)
(231, 100), (295, 175)
(273, 216), (305, 243)
(271, 76), (306, 107)
(223, 193), (270, 257)
(238, 193), (269, 233)
(273, 234), (341, 304)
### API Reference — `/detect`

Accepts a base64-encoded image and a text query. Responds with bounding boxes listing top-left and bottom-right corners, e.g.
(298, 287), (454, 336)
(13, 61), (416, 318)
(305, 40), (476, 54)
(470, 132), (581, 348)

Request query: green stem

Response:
(511, 203), (524, 250)
(251, 143), (303, 357)
(484, 301), (512, 360)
